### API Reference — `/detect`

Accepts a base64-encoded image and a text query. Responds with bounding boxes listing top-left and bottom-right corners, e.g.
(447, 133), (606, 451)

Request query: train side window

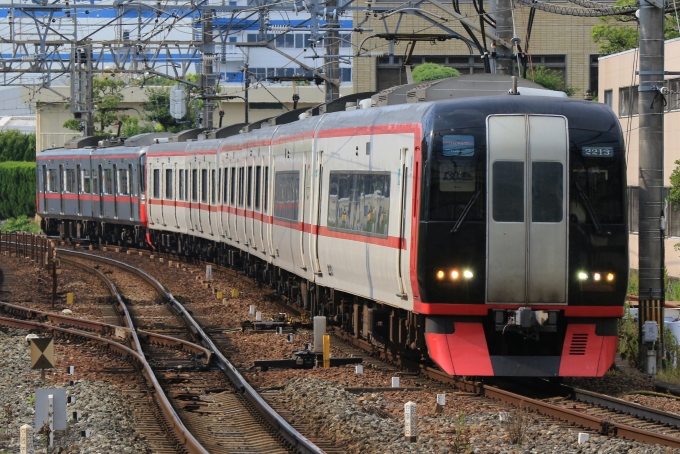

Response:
(92, 170), (98, 194)
(192, 169), (198, 202)
(326, 171), (390, 236)
(81, 169), (91, 194)
(532, 162), (563, 223)
(263, 166), (269, 213)
(223, 168), (228, 203)
(42, 166), (47, 193)
(247, 166), (253, 208)
(165, 169), (173, 199)
(153, 168), (160, 199)
(185, 169), (189, 201)
(255, 166), (262, 210)
(201, 168), (208, 203)
(46, 168), (58, 192)
(273, 171), (300, 221)
(129, 165), (134, 196)
(230, 168), (236, 206)
(103, 169), (114, 195)
(492, 161), (524, 222)
(179, 169), (185, 201)
(118, 168), (130, 195)
(211, 169), (216, 204)
(63, 169), (76, 193)
(238, 167), (245, 207)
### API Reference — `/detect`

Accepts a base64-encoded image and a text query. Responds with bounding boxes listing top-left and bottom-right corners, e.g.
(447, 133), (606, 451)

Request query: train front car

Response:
(418, 96), (627, 377)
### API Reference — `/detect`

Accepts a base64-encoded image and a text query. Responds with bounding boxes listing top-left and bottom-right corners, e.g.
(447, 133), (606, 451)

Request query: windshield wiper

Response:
(574, 182), (603, 235)
(451, 190), (481, 233)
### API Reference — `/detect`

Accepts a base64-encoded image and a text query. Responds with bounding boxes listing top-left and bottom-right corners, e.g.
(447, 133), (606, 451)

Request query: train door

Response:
(128, 164), (134, 221)
(39, 164), (46, 214)
(76, 165), (82, 215)
(58, 165), (65, 214)
(171, 163), (179, 228)
(229, 166), (239, 242)
(218, 164), (227, 238)
(263, 163), (271, 256)
(486, 115), (568, 305)
(254, 160), (265, 252)
(208, 163), (216, 236)
(94, 165), (103, 218)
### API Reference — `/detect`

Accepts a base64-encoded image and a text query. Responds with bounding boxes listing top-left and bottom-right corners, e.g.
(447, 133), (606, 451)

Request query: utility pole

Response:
(638, 0), (665, 373)
(201, 10), (216, 129)
(243, 62), (250, 124)
(493, 0), (514, 75)
(324, 1), (340, 103)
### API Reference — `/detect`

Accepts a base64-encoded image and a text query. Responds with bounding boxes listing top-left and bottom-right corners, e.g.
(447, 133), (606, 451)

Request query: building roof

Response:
(0, 116), (35, 134)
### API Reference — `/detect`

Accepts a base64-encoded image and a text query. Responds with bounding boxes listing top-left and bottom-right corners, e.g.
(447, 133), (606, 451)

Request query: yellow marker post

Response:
(323, 334), (330, 368)
(66, 293), (74, 305)
(231, 289), (239, 298)
(216, 291), (223, 300)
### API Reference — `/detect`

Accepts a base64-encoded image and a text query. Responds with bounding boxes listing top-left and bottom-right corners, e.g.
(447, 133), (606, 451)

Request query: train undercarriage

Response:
(43, 218), (430, 362)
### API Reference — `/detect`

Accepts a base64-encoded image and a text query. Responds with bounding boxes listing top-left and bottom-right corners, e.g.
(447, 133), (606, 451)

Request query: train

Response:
(36, 75), (628, 377)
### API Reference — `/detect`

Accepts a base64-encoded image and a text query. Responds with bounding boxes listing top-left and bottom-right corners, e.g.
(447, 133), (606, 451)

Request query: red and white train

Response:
(37, 87), (628, 377)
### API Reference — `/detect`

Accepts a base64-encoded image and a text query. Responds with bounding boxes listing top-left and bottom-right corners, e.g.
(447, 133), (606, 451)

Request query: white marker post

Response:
(392, 377), (400, 388)
(404, 401), (417, 442)
(578, 433), (589, 444)
(20, 424), (31, 454)
(249, 305), (255, 315)
(48, 394), (54, 448)
(355, 365), (363, 374)
(255, 311), (262, 322)
(313, 316), (326, 352)
(206, 265), (212, 281)
(436, 394), (446, 406)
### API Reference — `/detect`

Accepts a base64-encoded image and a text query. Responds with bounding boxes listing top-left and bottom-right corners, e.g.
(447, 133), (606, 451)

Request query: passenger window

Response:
(63, 169), (76, 193)
(532, 162), (563, 223)
(255, 166), (262, 210)
(165, 169), (173, 199)
(247, 166), (253, 208)
(179, 169), (185, 201)
(327, 171), (390, 236)
(230, 168), (236, 206)
(47, 169), (58, 192)
(201, 169), (208, 203)
(492, 161), (524, 222)
(92, 170), (99, 194)
(238, 167), (245, 207)
(82, 169), (91, 194)
(211, 169), (216, 204)
(192, 169), (198, 202)
(118, 168), (130, 195)
(263, 166), (269, 213)
(223, 168), (228, 203)
(153, 169), (160, 199)
(274, 171), (300, 221)
(104, 169), (114, 195)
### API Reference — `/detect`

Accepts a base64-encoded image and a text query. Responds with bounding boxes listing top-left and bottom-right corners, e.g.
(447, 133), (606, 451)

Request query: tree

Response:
(591, 0), (680, 55)
(143, 87), (186, 132)
(0, 130), (36, 162)
(412, 63), (461, 83)
(531, 66), (577, 97)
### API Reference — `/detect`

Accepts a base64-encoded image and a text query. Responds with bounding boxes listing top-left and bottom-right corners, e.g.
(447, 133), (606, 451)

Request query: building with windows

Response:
(598, 37), (680, 276)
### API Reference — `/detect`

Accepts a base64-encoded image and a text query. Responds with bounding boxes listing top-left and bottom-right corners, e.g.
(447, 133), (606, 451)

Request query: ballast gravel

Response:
(0, 328), (150, 454)
(278, 377), (680, 454)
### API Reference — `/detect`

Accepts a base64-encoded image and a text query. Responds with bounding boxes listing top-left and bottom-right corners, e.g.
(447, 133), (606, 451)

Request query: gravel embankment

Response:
(0, 328), (150, 454)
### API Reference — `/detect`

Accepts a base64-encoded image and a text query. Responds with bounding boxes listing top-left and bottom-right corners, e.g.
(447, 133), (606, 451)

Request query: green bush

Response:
(0, 215), (41, 233)
(0, 162), (36, 219)
(0, 130), (36, 162)
(412, 63), (460, 83)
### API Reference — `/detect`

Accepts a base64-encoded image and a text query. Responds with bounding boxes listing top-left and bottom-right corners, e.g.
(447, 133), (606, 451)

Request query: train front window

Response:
(428, 128), (485, 222)
(569, 130), (624, 225)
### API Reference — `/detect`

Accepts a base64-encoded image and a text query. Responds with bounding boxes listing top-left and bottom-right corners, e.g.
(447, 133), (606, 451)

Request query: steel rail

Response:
(0, 301), (212, 366)
(56, 248), (325, 454)
(0, 315), (209, 454)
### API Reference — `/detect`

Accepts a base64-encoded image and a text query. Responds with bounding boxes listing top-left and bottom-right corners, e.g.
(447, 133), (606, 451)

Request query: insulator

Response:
(202, 54), (217, 62)
(269, 25), (289, 33)
(368, 51), (386, 57)
(21, 55), (37, 62)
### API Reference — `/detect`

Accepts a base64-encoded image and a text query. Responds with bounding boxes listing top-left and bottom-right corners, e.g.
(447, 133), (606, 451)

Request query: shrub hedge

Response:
(0, 161), (36, 218)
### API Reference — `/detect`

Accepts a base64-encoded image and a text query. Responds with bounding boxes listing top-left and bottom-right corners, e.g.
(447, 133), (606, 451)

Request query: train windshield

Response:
(569, 129), (625, 226)
(427, 127), (486, 222)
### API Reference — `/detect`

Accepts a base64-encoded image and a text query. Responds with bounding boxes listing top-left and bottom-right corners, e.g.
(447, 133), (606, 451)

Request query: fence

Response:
(0, 232), (54, 269)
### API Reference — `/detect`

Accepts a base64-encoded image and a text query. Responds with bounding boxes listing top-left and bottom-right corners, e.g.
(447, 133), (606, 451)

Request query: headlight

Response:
(578, 272), (588, 280)
(607, 273), (615, 282)
(451, 270), (459, 280)
(463, 270), (473, 279)
(593, 272), (601, 281)
(436, 270), (445, 280)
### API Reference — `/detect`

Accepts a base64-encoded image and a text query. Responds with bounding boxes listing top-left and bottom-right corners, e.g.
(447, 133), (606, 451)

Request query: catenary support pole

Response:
(638, 0), (666, 369)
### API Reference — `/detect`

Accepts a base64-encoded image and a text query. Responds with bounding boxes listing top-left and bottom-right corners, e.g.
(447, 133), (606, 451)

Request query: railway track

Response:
(0, 242), (325, 454)
(9, 235), (680, 450)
